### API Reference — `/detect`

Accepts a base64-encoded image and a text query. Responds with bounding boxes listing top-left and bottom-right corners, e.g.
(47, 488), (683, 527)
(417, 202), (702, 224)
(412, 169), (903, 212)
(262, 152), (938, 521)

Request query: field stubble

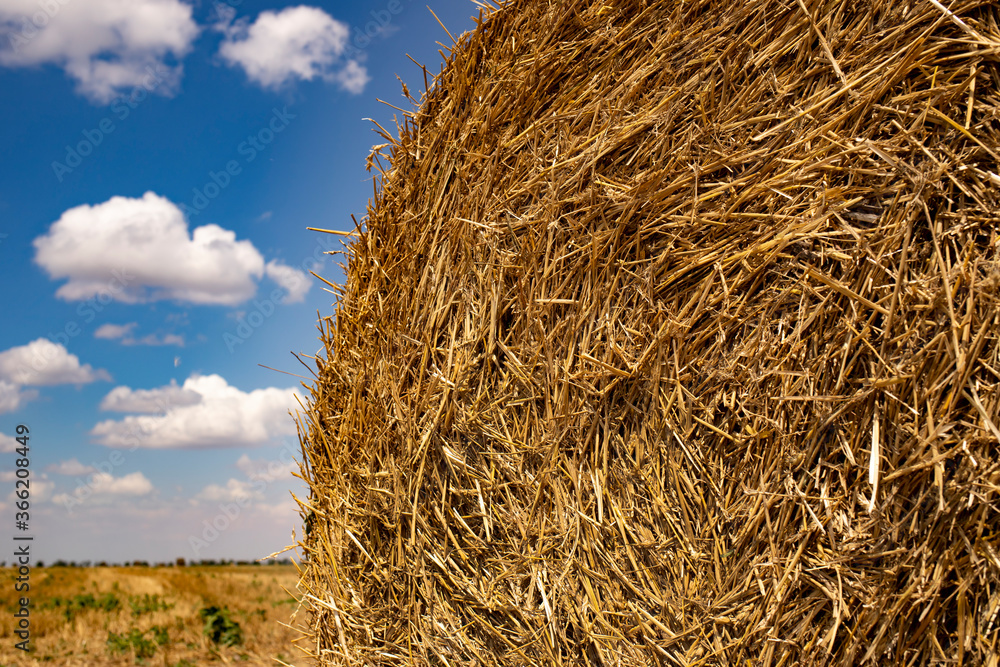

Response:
(0, 564), (313, 666)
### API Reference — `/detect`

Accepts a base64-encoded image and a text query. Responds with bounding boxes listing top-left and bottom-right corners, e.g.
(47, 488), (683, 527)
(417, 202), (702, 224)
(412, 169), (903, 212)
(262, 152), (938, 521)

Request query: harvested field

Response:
(0, 564), (310, 666)
(296, 0), (1000, 664)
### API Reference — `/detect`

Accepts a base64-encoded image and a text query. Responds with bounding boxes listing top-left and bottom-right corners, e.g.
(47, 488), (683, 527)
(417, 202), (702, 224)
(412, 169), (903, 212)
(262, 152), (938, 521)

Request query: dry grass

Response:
(295, 0), (1000, 664)
(0, 564), (314, 666)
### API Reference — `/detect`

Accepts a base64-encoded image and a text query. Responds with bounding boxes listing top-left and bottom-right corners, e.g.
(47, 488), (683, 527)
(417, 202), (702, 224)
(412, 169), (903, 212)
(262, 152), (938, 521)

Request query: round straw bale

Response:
(295, 0), (1000, 664)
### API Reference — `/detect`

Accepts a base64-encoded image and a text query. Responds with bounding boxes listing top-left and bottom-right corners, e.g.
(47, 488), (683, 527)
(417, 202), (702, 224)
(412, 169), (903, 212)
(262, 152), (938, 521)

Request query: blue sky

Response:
(0, 0), (480, 563)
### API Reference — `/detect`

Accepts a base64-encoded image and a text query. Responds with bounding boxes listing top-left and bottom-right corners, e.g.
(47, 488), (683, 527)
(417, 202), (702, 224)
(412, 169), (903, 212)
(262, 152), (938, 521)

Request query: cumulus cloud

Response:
(51, 471), (153, 509)
(96, 322), (185, 347)
(91, 374), (301, 449)
(0, 0), (199, 103)
(0, 339), (110, 386)
(196, 477), (264, 503)
(218, 6), (368, 93)
(33, 192), (305, 306)
(99, 379), (202, 413)
(47, 458), (97, 476)
(265, 260), (310, 303)
(0, 339), (105, 413)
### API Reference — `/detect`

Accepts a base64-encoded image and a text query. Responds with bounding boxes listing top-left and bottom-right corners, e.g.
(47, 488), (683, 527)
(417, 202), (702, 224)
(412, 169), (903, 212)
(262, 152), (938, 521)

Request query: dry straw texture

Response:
(295, 0), (1000, 663)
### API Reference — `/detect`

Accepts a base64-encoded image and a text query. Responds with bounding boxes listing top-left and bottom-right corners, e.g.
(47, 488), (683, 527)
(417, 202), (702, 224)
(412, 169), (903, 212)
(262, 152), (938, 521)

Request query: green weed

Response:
(42, 593), (121, 621)
(106, 628), (156, 659)
(198, 606), (243, 647)
(128, 593), (174, 617)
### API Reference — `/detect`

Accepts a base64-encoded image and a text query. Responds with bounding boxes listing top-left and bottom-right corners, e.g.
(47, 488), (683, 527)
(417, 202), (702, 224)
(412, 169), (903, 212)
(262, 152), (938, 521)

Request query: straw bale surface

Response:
(295, 0), (1000, 663)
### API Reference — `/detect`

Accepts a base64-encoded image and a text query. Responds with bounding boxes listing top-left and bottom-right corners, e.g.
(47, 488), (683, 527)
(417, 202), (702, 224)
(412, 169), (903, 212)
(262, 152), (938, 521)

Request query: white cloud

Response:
(0, 381), (36, 413)
(265, 260), (310, 303)
(253, 498), (298, 519)
(47, 458), (97, 476)
(99, 379), (202, 413)
(51, 471), (153, 508)
(95, 322), (184, 346)
(89, 471), (153, 495)
(0, 338), (104, 413)
(91, 374), (301, 449)
(196, 477), (264, 502)
(0, 0), (199, 103)
(33, 192), (295, 306)
(95, 322), (138, 339)
(0, 339), (110, 386)
(235, 453), (296, 482)
(7, 478), (53, 503)
(130, 333), (185, 346)
(218, 6), (368, 93)
(332, 59), (368, 94)
(0, 432), (21, 453)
